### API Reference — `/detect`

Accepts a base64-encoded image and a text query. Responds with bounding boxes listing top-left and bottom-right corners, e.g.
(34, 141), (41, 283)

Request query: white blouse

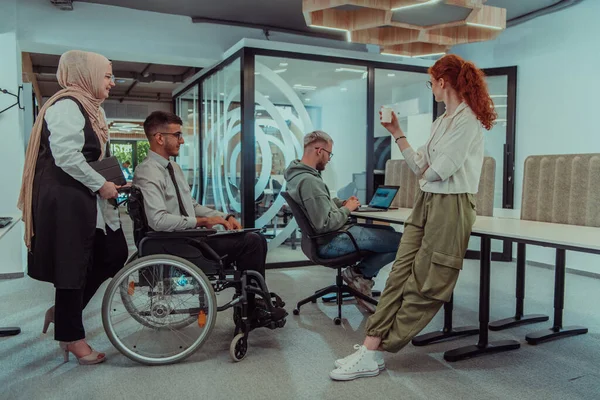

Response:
(402, 102), (484, 194)
(44, 99), (121, 233)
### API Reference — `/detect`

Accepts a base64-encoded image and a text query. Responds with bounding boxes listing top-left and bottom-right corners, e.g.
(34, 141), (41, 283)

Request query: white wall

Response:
(453, 1), (600, 274)
(0, 0), (26, 275)
(311, 79), (367, 197)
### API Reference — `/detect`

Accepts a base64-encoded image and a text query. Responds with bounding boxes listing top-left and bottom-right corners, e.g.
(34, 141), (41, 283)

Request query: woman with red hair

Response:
(330, 54), (496, 381)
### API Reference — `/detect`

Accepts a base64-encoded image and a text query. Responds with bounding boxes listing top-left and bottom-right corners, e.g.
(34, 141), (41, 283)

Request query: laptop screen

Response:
(368, 186), (399, 208)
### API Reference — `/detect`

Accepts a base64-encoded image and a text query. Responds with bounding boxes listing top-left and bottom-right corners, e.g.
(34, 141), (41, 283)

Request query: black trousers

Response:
(203, 232), (268, 309)
(203, 232), (267, 277)
(54, 227), (128, 342)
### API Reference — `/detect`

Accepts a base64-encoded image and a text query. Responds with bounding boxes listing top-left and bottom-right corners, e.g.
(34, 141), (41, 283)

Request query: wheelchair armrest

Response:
(309, 230), (361, 255)
(146, 228), (217, 239)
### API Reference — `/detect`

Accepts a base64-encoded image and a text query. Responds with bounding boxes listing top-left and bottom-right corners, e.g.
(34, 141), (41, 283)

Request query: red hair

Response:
(428, 54), (496, 130)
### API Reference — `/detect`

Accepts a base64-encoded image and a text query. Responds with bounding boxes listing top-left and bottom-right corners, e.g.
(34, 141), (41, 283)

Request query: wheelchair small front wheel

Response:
(230, 333), (248, 362)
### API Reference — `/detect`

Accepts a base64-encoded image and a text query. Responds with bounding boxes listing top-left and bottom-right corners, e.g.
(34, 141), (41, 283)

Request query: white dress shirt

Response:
(402, 102), (484, 194)
(133, 150), (226, 231)
(44, 99), (121, 233)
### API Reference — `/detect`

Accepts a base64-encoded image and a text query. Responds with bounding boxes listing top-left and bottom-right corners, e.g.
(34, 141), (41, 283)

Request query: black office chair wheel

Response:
(293, 308), (300, 315)
(334, 317), (342, 325)
(230, 333), (248, 362)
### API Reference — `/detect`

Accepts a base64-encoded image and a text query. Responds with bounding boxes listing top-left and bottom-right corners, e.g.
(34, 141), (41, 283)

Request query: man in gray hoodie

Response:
(284, 131), (402, 313)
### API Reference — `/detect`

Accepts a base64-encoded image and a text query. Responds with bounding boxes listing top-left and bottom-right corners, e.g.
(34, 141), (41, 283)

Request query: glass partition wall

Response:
(174, 47), (517, 268)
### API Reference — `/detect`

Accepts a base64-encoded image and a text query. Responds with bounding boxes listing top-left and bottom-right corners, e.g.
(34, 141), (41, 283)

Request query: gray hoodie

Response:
(284, 160), (352, 238)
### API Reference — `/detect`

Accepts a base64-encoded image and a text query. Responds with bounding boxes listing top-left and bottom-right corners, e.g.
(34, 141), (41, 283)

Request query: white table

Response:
(353, 209), (600, 361)
(0, 214), (22, 337)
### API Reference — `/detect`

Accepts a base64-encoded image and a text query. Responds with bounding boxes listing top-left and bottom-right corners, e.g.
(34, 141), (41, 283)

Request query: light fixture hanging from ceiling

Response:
(303, 0), (506, 58)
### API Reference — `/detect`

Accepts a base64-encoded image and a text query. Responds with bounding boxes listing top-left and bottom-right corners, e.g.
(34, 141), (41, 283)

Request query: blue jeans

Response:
(317, 225), (402, 279)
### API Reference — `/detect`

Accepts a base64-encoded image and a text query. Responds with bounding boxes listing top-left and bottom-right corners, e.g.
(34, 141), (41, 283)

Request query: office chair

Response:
(281, 192), (378, 325)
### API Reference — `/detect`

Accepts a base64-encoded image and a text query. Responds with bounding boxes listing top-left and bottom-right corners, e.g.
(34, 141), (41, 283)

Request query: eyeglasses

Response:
(155, 132), (184, 140)
(426, 81), (432, 89)
(106, 74), (115, 84)
(315, 147), (333, 159)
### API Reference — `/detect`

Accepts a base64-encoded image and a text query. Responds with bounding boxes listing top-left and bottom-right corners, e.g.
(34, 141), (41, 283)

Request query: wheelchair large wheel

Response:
(102, 254), (217, 365)
(117, 252), (198, 331)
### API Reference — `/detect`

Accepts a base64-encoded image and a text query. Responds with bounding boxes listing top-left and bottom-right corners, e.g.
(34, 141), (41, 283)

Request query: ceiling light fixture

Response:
(412, 52), (446, 58)
(381, 52), (412, 58)
(387, 73), (396, 77)
(293, 84), (317, 91)
(309, 24), (352, 42)
(305, 98), (311, 102)
(340, 87), (348, 91)
(466, 22), (503, 30)
(335, 68), (365, 73)
(280, 62), (288, 67)
(392, 0), (440, 12)
(273, 68), (287, 74)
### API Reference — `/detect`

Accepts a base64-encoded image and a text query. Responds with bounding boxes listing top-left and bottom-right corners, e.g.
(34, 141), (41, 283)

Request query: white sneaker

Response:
(334, 344), (385, 370)
(342, 268), (377, 313)
(329, 345), (381, 381)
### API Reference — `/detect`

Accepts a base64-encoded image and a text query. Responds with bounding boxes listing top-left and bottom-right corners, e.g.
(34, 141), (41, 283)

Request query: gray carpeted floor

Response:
(1, 256), (599, 400)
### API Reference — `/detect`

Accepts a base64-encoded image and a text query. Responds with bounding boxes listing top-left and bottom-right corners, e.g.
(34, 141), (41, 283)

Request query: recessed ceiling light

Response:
(265, 95), (270, 99)
(387, 73), (396, 77)
(340, 87), (348, 92)
(273, 68), (287, 74)
(280, 63), (288, 67)
(220, 93), (225, 96)
(255, 72), (261, 75)
(305, 98), (311, 102)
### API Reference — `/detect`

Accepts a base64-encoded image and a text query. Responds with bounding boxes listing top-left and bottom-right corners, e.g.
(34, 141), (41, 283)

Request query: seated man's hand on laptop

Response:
(342, 196), (359, 206)
(197, 216), (233, 230)
(343, 198), (361, 212)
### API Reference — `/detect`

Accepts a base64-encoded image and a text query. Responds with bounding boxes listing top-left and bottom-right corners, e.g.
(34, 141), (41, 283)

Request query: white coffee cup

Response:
(380, 106), (393, 123)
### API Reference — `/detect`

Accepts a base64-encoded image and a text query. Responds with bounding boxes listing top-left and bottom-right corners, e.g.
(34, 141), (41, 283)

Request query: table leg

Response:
(444, 236), (520, 362)
(489, 243), (549, 331)
(525, 249), (587, 344)
(0, 327), (21, 336)
(412, 294), (479, 346)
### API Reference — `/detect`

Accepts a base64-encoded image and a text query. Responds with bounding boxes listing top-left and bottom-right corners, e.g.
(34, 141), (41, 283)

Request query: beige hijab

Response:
(18, 50), (111, 249)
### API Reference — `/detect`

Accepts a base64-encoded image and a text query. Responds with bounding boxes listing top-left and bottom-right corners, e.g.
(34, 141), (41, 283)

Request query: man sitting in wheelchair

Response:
(132, 111), (287, 329)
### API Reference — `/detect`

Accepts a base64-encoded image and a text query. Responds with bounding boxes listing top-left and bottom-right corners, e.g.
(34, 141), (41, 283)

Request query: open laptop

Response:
(354, 185), (399, 212)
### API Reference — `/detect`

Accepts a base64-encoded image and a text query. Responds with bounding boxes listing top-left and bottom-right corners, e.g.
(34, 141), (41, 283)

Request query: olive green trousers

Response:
(365, 189), (476, 353)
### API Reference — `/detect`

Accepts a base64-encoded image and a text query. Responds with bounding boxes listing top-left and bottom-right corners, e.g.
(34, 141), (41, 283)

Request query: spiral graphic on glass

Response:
(202, 61), (314, 249)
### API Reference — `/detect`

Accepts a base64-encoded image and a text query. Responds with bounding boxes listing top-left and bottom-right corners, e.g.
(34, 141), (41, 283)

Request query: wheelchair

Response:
(101, 186), (286, 365)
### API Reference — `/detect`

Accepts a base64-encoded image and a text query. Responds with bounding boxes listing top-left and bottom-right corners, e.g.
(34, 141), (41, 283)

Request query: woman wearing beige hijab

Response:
(18, 50), (128, 365)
